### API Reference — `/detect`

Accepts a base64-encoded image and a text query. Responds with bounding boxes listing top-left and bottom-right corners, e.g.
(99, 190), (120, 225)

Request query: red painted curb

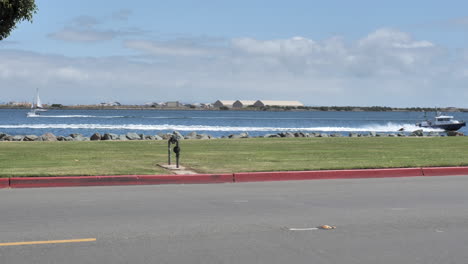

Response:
(422, 167), (468, 177)
(234, 168), (424, 182)
(6, 167), (468, 188)
(10, 175), (139, 188)
(0, 178), (9, 188)
(9, 174), (233, 188)
(138, 174), (233, 185)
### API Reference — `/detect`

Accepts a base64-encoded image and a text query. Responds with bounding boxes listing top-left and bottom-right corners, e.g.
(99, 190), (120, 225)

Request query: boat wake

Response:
(0, 122), (444, 132)
(33, 115), (125, 118)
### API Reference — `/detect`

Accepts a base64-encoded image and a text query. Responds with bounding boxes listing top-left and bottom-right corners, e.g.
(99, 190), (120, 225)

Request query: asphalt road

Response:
(2, 176), (468, 264)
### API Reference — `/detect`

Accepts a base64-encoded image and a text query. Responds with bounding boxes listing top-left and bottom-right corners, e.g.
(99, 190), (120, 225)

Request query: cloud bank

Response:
(2, 28), (468, 107)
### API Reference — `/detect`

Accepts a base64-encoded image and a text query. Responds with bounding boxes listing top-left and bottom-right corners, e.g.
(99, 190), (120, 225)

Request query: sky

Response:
(1, 0), (468, 107)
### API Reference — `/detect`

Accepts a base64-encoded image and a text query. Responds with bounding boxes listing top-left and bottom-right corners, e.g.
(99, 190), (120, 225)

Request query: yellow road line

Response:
(0, 238), (96, 247)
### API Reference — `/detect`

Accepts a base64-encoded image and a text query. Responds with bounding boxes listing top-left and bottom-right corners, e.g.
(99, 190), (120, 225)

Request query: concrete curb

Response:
(2, 167), (468, 189)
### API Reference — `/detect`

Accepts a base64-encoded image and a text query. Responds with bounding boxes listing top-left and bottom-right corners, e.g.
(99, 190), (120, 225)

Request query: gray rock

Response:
(41, 133), (57, 141)
(2, 135), (14, 141)
(427, 132), (440, 137)
(126, 132), (141, 140)
(118, 134), (129, 141)
(64, 136), (74, 141)
(102, 133), (111, 140)
(264, 134), (280, 138)
(0, 133), (6, 140)
(185, 132), (198, 139)
(330, 133), (342, 137)
(144, 135), (156, 140)
(102, 133), (119, 140)
(154, 135), (163, 140)
(228, 134), (242, 139)
(369, 131), (377, 137)
(90, 133), (102, 141)
(388, 134), (397, 137)
(349, 133), (359, 138)
(447, 131), (464, 136)
(283, 132), (295, 138)
(12, 135), (24, 141)
(319, 133), (329, 137)
(159, 133), (171, 140)
(172, 131), (184, 140)
(72, 134), (89, 141)
(196, 134), (211, 140)
(294, 132), (305, 138)
(24, 135), (39, 141)
(411, 130), (424, 137)
(239, 132), (249, 138)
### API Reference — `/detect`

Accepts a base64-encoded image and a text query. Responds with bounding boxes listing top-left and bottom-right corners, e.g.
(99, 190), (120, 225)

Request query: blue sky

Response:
(1, 0), (468, 106)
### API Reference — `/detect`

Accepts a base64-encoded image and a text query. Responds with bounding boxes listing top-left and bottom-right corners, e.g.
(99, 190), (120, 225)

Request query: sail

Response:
(35, 88), (43, 108)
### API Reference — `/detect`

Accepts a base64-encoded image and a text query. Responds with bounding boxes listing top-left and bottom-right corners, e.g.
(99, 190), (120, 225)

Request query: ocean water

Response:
(0, 109), (466, 138)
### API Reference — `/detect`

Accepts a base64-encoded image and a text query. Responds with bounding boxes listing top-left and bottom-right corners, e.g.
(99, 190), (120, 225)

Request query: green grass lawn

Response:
(1, 137), (468, 177)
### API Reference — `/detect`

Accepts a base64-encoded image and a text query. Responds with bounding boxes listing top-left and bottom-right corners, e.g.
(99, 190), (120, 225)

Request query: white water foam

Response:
(0, 122), (444, 132)
(34, 115), (125, 118)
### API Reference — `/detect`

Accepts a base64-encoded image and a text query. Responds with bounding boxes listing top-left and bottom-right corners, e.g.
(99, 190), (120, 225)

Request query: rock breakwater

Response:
(0, 130), (462, 142)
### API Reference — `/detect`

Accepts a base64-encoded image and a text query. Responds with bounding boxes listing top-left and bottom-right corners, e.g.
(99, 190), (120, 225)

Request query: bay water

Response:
(0, 109), (466, 138)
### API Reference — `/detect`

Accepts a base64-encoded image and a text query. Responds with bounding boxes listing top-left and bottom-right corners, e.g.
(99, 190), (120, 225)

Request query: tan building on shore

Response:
(233, 100), (256, 108)
(213, 100), (236, 108)
(214, 100), (304, 108)
(253, 100), (304, 107)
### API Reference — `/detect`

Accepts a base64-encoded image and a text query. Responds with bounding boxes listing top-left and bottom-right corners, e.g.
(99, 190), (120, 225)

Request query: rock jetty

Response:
(0, 130), (461, 142)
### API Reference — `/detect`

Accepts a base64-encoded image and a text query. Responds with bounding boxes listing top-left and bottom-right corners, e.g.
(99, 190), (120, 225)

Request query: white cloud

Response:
(48, 28), (116, 42)
(358, 28), (434, 49)
(124, 40), (211, 57)
(232, 36), (318, 56)
(54, 67), (89, 81)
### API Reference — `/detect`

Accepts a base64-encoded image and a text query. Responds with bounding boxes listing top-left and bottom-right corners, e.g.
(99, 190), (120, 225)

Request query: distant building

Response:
(166, 101), (181, 108)
(200, 103), (213, 109)
(100, 102), (121, 106)
(8, 101), (31, 107)
(253, 100), (304, 107)
(233, 100), (256, 109)
(213, 100), (236, 108)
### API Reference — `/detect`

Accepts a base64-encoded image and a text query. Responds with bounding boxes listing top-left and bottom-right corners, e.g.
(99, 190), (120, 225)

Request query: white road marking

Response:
(289, 227), (319, 231)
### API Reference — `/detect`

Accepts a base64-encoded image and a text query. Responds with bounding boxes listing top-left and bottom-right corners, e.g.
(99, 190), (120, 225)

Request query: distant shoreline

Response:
(1, 105), (467, 112)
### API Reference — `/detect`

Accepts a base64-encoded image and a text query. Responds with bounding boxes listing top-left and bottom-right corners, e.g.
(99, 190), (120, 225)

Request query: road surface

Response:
(1, 176), (468, 263)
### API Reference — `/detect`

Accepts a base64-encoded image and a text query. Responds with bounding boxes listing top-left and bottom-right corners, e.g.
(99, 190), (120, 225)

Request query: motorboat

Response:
(26, 109), (40, 117)
(416, 112), (466, 131)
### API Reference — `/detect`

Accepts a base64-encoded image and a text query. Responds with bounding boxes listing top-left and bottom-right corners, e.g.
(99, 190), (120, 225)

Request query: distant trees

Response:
(50, 104), (63, 108)
(0, 0), (37, 40)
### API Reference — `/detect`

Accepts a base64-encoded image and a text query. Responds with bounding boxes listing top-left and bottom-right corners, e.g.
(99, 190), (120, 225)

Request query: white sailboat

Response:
(26, 88), (46, 117)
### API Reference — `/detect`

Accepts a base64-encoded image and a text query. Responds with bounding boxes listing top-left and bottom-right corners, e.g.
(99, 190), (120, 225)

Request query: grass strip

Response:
(1, 137), (467, 177)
